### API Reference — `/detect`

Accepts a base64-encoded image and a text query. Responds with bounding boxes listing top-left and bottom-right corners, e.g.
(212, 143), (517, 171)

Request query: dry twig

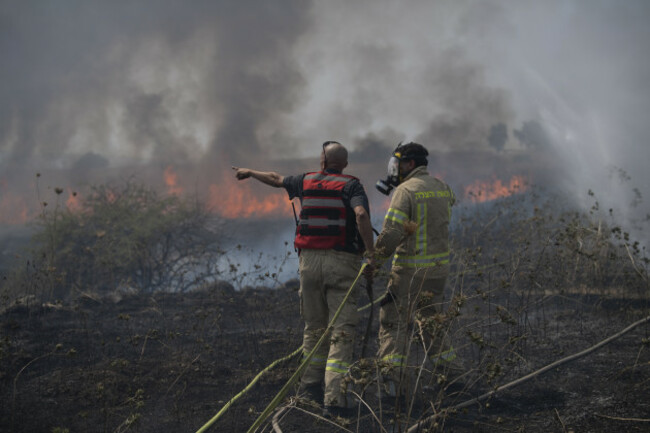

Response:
(595, 413), (650, 423)
(555, 408), (567, 432)
(407, 315), (650, 433)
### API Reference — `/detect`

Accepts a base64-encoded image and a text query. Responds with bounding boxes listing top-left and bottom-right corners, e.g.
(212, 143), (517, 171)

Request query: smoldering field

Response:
(0, 183), (648, 433)
(1, 1), (649, 431)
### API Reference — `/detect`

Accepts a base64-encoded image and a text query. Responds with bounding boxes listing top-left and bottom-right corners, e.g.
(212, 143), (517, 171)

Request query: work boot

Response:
(297, 383), (323, 406)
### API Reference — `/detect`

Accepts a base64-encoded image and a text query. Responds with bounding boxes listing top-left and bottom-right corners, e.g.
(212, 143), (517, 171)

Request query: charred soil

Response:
(1, 283), (649, 433)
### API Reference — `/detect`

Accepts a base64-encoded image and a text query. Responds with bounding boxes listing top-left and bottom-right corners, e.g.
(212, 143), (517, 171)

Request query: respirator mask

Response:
(375, 144), (404, 195)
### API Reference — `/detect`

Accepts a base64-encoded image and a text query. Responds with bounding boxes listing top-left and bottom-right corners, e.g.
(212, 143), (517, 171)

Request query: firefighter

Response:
(233, 141), (374, 418)
(366, 142), (460, 401)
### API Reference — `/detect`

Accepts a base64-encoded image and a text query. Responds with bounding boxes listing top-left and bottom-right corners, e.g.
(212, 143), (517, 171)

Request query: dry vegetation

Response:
(1, 180), (648, 433)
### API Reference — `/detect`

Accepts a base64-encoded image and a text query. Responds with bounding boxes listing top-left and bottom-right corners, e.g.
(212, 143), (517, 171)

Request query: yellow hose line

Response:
(195, 345), (303, 433)
(245, 263), (368, 433)
(357, 292), (385, 312)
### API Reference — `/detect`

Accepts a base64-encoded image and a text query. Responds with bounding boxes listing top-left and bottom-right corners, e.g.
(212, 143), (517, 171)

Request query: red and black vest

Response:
(294, 171), (362, 254)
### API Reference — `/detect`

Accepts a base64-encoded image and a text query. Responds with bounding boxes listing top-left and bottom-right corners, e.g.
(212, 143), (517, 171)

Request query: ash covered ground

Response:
(1, 279), (648, 433)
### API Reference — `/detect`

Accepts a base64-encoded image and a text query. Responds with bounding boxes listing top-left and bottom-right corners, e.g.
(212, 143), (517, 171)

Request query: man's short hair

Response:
(398, 142), (428, 167)
(322, 141), (348, 167)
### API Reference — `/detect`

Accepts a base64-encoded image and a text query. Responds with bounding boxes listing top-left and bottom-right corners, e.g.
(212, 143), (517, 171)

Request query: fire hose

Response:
(195, 346), (303, 433)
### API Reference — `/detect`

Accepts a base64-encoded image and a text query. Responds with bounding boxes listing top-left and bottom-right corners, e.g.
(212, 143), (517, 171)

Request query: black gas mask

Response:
(375, 142), (429, 195)
(375, 143), (406, 195)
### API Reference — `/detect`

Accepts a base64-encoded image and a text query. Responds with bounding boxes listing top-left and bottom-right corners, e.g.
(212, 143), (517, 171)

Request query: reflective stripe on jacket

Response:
(375, 166), (455, 276)
(294, 171), (360, 252)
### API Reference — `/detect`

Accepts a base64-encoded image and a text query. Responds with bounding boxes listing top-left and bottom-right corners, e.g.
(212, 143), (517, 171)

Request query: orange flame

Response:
(208, 178), (294, 219)
(163, 166), (293, 219)
(164, 165), (184, 196)
(66, 190), (81, 211)
(464, 175), (528, 203)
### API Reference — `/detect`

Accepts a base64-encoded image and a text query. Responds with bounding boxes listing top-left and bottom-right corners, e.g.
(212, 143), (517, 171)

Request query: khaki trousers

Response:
(377, 268), (455, 390)
(299, 249), (361, 407)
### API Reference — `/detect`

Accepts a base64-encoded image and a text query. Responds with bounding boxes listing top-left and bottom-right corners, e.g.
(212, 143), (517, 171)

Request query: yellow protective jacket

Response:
(375, 166), (455, 278)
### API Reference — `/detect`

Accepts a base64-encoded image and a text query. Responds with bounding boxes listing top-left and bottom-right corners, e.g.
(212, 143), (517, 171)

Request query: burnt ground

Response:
(1, 281), (649, 433)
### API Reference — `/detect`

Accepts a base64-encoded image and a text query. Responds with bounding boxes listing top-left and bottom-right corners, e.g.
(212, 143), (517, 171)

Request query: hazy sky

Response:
(1, 1), (649, 221)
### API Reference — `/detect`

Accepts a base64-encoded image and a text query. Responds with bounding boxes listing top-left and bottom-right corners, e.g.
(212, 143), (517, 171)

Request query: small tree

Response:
(28, 180), (224, 299)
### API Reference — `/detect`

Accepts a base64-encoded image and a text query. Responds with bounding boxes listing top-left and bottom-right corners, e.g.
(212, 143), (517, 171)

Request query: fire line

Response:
(463, 175), (528, 203)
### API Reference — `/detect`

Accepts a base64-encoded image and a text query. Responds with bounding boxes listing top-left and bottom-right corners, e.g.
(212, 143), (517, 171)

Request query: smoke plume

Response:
(1, 0), (649, 245)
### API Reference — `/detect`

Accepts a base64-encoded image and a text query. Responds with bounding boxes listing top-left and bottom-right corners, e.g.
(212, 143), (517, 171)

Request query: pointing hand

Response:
(232, 166), (251, 180)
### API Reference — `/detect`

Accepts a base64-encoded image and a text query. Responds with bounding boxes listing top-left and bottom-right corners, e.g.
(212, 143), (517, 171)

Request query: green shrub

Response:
(24, 180), (224, 299)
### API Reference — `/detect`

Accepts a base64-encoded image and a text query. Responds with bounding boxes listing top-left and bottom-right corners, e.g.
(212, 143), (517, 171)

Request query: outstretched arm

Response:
(232, 166), (285, 188)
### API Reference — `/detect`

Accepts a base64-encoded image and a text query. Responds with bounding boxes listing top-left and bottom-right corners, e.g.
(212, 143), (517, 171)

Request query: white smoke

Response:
(291, 0), (650, 239)
(1, 0), (648, 243)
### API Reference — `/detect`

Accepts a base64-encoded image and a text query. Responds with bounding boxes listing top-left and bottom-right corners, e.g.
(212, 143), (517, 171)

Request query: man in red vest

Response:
(233, 141), (374, 418)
